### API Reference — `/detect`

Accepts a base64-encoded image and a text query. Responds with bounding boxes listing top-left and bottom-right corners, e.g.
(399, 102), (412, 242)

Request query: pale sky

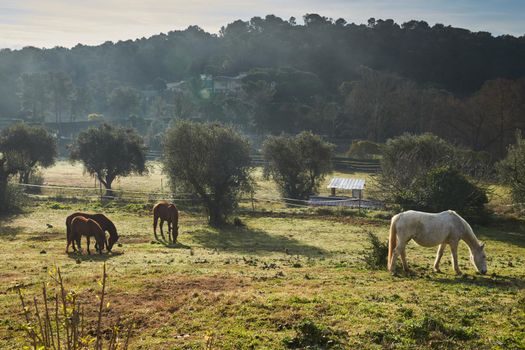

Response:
(1, 0), (524, 49)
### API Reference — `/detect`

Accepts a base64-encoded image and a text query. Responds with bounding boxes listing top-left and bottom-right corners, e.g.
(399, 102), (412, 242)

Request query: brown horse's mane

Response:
(66, 212), (119, 250)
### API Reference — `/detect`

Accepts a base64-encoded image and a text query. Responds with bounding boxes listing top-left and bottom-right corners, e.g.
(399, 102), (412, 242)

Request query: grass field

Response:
(1, 162), (524, 349)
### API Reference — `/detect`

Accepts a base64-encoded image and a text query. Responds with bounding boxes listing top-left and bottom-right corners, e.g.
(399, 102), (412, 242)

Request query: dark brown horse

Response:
(153, 201), (179, 242)
(68, 216), (106, 254)
(66, 212), (119, 252)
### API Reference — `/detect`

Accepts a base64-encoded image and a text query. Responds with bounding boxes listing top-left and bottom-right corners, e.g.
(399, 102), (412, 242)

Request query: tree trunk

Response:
(207, 203), (225, 227)
(19, 170), (31, 185)
(102, 179), (115, 198)
(104, 186), (114, 198)
(97, 175), (115, 199)
(0, 170), (10, 214)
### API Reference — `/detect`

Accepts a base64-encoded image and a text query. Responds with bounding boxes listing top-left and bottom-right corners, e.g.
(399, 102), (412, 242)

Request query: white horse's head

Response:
(470, 242), (487, 274)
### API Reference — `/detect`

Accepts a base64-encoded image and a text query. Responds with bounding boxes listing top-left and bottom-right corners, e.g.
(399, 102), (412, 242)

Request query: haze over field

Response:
(1, 0), (525, 49)
(1, 2), (525, 349)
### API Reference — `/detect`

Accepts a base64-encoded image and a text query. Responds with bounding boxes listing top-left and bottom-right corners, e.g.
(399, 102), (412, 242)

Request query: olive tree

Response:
(0, 154), (24, 213)
(163, 121), (253, 226)
(262, 131), (334, 200)
(70, 123), (147, 197)
(0, 123), (57, 184)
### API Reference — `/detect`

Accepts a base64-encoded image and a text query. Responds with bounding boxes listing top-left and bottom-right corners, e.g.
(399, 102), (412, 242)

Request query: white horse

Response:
(387, 210), (487, 275)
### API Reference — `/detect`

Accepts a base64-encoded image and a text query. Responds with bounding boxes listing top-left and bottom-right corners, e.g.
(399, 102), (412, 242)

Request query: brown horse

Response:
(153, 201), (179, 242)
(68, 216), (106, 254)
(66, 213), (119, 252)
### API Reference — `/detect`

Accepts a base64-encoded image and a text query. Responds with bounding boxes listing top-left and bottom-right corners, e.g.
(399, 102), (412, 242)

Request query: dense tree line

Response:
(1, 14), (524, 159)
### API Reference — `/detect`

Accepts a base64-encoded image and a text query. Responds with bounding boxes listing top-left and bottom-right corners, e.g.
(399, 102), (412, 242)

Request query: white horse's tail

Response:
(387, 214), (398, 270)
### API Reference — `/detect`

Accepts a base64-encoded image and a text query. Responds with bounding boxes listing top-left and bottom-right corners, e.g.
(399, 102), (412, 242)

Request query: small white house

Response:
(327, 177), (365, 199)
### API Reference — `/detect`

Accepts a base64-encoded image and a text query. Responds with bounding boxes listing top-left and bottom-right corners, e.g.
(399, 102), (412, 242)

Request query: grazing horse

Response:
(66, 213), (119, 252)
(69, 216), (106, 255)
(153, 201), (179, 242)
(388, 210), (487, 275)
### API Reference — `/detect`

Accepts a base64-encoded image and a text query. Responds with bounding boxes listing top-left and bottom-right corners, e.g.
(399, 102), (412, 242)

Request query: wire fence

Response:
(17, 183), (384, 210)
(147, 153), (381, 173)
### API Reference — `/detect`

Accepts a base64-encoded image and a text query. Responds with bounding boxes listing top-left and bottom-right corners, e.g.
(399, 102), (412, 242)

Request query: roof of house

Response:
(166, 81), (187, 89)
(213, 73), (247, 81)
(327, 178), (365, 190)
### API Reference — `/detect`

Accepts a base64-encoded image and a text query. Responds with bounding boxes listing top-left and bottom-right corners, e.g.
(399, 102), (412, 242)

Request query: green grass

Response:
(0, 164), (524, 349)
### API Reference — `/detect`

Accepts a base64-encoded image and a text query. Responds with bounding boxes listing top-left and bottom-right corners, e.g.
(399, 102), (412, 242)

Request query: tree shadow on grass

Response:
(476, 218), (525, 248)
(66, 251), (122, 262)
(190, 225), (329, 257)
(433, 274), (525, 290)
(155, 239), (192, 250)
(0, 225), (23, 240)
(0, 214), (23, 240)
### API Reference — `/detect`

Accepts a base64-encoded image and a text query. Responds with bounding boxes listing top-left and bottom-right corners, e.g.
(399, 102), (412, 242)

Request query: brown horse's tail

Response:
(153, 206), (158, 234)
(173, 206), (179, 228)
(66, 215), (71, 240)
(387, 215), (398, 270)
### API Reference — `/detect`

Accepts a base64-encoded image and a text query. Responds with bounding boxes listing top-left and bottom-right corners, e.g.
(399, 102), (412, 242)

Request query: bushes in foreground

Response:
(17, 264), (133, 350)
(361, 232), (388, 270)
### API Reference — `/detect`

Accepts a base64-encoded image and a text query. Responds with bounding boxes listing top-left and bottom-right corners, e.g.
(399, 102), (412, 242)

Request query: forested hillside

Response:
(1, 14), (524, 157)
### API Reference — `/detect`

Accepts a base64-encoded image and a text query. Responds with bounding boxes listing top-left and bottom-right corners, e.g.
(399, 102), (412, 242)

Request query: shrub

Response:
(17, 264), (133, 349)
(262, 131), (334, 200)
(0, 183), (26, 214)
(361, 232), (388, 269)
(498, 130), (525, 204)
(47, 201), (71, 210)
(379, 133), (456, 195)
(163, 121), (253, 226)
(456, 148), (493, 180)
(396, 167), (489, 222)
(379, 133), (489, 221)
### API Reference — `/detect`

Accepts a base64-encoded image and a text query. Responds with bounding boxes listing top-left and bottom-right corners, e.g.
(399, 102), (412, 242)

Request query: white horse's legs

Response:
(449, 241), (462, 275)
(399, 246), (409, 272)
(389, 239), (409, 274)
(433, 244), (446, 272)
